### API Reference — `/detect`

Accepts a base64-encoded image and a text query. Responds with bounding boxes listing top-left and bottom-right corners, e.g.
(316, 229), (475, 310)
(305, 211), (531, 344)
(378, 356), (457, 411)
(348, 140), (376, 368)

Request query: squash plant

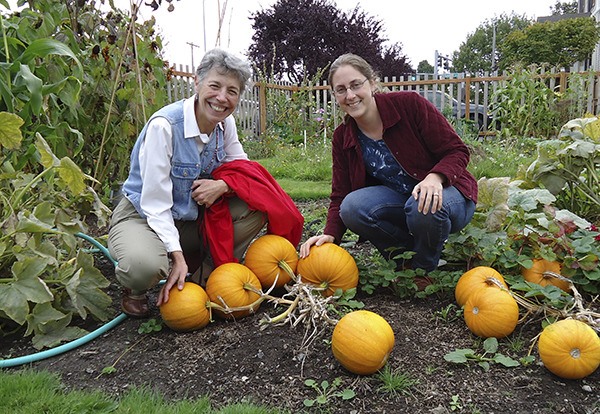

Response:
(0, 0), (168, 198)
(444, 175), (600, 295)
(1, 117), (112, 349)
(524, 116), (600, 223)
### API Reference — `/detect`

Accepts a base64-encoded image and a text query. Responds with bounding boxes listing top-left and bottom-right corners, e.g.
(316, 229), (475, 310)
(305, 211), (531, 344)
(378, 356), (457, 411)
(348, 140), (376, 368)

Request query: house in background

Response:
(536, 0), (599, 71)
(578, 0), (600, 70)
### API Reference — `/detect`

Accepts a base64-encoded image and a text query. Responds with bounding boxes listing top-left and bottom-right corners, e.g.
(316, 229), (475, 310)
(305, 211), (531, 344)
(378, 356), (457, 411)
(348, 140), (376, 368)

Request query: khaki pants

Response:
(107, 197), (266, 293)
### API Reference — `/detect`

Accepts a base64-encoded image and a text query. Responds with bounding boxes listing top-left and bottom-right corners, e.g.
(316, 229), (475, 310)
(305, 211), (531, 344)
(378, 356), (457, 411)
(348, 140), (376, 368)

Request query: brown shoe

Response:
(121, 288), (149, 318)
(414, 276), (434, 292)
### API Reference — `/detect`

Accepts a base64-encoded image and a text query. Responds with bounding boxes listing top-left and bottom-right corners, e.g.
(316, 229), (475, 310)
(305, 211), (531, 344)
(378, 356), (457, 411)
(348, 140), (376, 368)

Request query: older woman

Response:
(108, 49), (266, 317)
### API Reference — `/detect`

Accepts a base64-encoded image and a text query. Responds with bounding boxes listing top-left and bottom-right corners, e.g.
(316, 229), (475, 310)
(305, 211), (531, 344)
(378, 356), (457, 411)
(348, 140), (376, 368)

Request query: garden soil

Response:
(1, 200), (599, 414)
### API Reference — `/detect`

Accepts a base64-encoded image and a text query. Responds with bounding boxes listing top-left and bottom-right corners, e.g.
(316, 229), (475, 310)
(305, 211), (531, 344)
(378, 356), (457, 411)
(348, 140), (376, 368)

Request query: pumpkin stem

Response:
(278, 259), (298, 283)
(542, 271), (572, 284)
(265, 295), (302, 324)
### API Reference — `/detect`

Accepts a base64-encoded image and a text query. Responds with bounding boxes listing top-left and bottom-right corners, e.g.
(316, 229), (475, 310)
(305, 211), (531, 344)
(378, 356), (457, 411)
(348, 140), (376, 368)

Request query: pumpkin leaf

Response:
(478, 361), (490, 371)
(444, 348), (475, 364)
(64, 251), (112, 321)
(58, 157), (87, 195)
(482, 337), (499, 353)
(494, 354), (520, 367)
(0, 111), (24, 150)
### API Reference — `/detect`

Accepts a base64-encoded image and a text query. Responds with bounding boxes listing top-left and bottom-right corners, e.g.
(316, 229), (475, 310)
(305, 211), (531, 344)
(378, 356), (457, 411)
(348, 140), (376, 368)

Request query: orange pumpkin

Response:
(244, 234), (298, 289)
(205, 263), (262, 319)
(159, 282), (210, 332)
(296, 243), (359, 296)
(455, 266), (508, 307)
(463, 287), (519, 338)
(538, 319), (600, 379)
(331, 310), (395, 375)
(521, 259), (570, 292)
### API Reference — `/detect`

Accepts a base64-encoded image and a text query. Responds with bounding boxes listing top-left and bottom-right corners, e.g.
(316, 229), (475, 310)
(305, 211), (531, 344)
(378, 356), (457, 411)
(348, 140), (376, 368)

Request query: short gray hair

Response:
(195, 48), (253, 94)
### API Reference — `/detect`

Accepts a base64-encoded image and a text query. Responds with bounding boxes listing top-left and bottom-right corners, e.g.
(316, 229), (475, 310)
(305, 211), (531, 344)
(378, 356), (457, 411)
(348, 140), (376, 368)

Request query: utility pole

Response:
(186, 42), (201, 70)
(434, 50), (439, 78)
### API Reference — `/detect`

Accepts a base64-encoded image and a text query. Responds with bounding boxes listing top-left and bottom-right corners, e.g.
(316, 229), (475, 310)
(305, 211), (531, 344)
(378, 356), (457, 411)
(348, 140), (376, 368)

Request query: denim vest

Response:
(122, 99), (226, 221)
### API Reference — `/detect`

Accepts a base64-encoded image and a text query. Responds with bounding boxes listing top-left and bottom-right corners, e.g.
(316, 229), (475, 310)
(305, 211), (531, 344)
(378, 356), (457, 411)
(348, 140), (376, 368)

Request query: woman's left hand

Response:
(412, 173), (445, 214)
(191, 179), (230, 207)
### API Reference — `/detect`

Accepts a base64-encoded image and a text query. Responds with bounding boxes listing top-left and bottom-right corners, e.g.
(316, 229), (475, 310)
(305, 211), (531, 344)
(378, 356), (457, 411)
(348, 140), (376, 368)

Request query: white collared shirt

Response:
(138, 95), (248, 252)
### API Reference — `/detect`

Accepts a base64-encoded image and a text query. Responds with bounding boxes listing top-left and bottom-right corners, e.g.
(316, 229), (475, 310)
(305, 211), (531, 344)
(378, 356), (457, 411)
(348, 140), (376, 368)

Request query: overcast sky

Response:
(3, 0), (559, 70)
(120, 0), (558, 70)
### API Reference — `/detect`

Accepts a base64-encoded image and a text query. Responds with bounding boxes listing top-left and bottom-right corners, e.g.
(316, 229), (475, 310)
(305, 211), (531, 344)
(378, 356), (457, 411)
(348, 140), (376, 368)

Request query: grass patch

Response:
(0, 369), (285, 414)
(276, 178), (330, 200)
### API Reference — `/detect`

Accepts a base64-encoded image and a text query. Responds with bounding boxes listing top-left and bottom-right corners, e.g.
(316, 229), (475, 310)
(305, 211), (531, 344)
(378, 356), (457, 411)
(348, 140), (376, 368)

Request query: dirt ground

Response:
(1, 201), (600, 414)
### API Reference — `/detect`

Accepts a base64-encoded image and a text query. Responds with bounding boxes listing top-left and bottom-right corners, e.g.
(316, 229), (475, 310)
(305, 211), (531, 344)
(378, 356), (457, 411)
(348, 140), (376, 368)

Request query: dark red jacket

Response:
(204, 160), (304, 267)
(324, 91), (478, 242)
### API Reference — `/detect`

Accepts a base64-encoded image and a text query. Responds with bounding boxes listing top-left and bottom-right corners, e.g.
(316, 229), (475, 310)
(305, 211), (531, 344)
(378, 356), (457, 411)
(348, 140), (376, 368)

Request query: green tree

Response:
(452, 13), (532, 75)
(550, 1), (578, 15)
(247, 0), (412, 82)
(500, 17), (600, 69)
(417, 60), (434, 74)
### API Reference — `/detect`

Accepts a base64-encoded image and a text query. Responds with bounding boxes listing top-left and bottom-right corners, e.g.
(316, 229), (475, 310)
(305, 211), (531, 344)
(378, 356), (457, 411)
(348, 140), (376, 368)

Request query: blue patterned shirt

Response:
(357, 130), (418, 194)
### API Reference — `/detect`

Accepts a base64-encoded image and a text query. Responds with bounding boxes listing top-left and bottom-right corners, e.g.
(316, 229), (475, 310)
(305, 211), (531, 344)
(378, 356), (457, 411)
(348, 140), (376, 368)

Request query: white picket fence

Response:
(167, 64), (600, 137)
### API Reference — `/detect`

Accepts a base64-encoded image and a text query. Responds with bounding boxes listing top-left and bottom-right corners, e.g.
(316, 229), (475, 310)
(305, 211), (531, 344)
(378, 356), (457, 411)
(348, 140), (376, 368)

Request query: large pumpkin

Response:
(244, 234), (298, 289)
(521, 259), (570, 292)
(331, 310), (395, 375)
(159, 282), (210, 332)
(205, 263), (262, 319)
(463, 287), (519, 338)
(296, 243), (359, 296)
(538, 319), (600, 379)
(455, 266), (508, 307)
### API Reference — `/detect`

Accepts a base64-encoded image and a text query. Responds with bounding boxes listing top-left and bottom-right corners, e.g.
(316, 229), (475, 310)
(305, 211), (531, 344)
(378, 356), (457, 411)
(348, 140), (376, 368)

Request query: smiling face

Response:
(194, 68), (242, 133)
(330, 64), (375, 121)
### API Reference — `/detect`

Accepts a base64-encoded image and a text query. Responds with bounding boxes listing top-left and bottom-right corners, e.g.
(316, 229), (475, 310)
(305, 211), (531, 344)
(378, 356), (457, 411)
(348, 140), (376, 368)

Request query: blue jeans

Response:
(339, 185), (475, 272)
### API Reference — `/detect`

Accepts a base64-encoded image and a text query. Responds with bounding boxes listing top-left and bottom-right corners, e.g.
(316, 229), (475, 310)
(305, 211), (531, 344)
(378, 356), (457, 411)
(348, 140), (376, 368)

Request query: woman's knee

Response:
(115, 253), (168, 291)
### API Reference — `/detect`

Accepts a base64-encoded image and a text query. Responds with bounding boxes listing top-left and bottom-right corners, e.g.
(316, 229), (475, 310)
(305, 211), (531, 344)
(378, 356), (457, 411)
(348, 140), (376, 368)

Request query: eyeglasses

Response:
(332, 78), (368, 96)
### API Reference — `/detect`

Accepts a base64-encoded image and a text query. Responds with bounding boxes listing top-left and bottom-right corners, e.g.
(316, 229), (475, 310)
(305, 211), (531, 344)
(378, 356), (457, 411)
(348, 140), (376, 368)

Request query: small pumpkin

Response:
(455, 266), (508, 307)
(463, 286), (519, 338)
(159, 282), (210, 332)
(296, 243), (359, 296)
(521, 259), (570, 292)
(331, 310), (395, 375)
(205, 263), (262, 319)
(538, 319), (600, 380)
(244, 234), (298, 289)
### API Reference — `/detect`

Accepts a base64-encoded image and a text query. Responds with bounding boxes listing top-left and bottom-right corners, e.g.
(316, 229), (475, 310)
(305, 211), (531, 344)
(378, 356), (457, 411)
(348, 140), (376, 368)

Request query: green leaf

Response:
(0, 111), (24, 149)
(0, 259), (54, 324)
(478, 361), (490, 371)
(35, 134), (60, 168)
(25, 301), (70, 336)
(0, 284), (30, 325)
(444, 349), (475, 363)
(64, 251), (111, 320)
(494, 353), (520, 367)
(58, 156), (87, 195)
(483, 337), (499, 353)
(303, 399), (315, 407)
(341, 389), (356, 400)
(18, 38), (83, 78)
(13, 64), (43, 115)
(32, 325), (87, 350)
(15, 211), (61, 234)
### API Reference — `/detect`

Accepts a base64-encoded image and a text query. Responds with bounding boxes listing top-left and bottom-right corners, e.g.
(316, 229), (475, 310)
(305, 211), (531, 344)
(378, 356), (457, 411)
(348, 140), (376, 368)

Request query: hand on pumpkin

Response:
(411, 173), (445, 215)
(299, 234), (335, 258)
(157, 251), (188, 305)
(191, 179), (230, 208)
